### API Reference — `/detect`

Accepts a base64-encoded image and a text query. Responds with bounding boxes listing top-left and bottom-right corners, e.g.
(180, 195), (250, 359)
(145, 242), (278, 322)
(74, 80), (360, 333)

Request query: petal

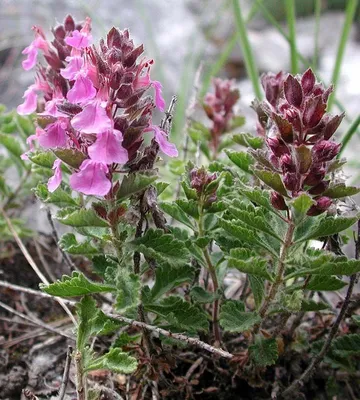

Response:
(88, 129), (128, 164)
(65, 30), (92, 49)
(22, 45), (38, 71)
(67, 75), (96, 104)
(61, 56), (84, 80)
(153, 125), (178, 157)
(38, 121), (67, 149)
(48, 159), (62, 192)
(71, 101), (112, 134)
(17, 87), (37, 115)
(26, 134), (38, 151)
(152, 80), (165, 112)
(69, 159), (111, 196)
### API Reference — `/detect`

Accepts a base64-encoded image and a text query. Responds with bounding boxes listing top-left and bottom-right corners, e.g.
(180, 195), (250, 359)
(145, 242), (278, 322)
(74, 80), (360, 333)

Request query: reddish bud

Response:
(308, 180), (329, 195)
(280, 154), (296, 173)
(267, 137), (289, 157)
(270, 191), (288, 210)
(301, 68), (316, 95)
(261, 71), (286, 107)
(283, 172), (300, 192)
(273, 114), (294, 143)
(304, 166), (326, 186)
(107, 27), (122, 48)
(284, 75), (303, 108)
(312, 140), (341, 162)
(307, 196), (332, 216)
(323, 113), (345, 140)
(124, 45), (144, 68)
(190, 167), (217, 196)
(117, 83), (133, 99)
(302, 95), (326, 128)
(64, 15), (75, 32)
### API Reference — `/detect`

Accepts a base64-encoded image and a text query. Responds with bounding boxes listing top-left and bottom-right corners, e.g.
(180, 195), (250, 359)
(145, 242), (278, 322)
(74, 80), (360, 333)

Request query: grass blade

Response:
(313, 0), (322, 68)
(285, 0), (298, 74)
(338, 115), (360, 157)
(232, 0), (262, 99)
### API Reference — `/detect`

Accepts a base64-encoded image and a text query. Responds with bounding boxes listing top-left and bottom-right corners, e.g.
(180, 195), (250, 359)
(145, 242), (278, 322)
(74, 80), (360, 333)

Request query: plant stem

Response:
(75, 350), (86, 400)
(259, 221), (295, 319)
(232, 0), (262, 99)
(327, 0), (359, 110)
(285, 0), (298, 74)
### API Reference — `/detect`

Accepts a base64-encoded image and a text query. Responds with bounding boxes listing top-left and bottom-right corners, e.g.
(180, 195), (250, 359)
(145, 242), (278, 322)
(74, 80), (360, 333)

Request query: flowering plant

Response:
(6, 15), (360, 400)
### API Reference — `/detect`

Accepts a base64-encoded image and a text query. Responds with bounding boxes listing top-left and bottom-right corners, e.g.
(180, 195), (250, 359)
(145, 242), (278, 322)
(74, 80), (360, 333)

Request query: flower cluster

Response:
(257, 69), (344, 216)
(190, 167), (218, 205)
(203, 78), (240, 156)
(18, 15), (177, 197)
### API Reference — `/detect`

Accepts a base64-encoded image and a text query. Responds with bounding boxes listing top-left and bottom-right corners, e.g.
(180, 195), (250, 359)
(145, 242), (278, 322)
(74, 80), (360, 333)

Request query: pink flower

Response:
(40, 88), (65, 117)
(152, 80), (165, 112)
(37, 120), (67, 149)
(69, 159), (111, 196)
(61, 56), (84, 80)
(65, 30), (92, 49)
(67, 75), (96, 104)
(71, 101), (112, 133)
(152, 125), (178, 157)
(88, 129), (128, 164)
(48, 159), (62, 192)
(17, 86), (37, 115)
(22, 36), (49, 71)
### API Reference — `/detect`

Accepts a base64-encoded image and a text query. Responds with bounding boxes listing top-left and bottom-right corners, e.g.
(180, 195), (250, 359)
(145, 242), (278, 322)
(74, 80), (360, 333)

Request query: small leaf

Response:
(117, 171), (158, 200)
(149, 264), (194, 301)
(53, 148), (87, 169)
(59, 233), (99, 255)
(290, 193), (315, 215)
(40, 271), (116, 297)
(330, 334), (360, 356)
(232, 133), (264, 149)
(175, 199), (199, 219)
(155, 182), (169, 195)
(0, 133), (24, 160)
(301, 300), (329, 311)
(190, 286), (219, 304)
(249, 275), (265, 310)
(253, 168), (288, 196)
(295, 145), (312, 174)
(241, 187), (283, 217)
(323, 183), (360, 199)
(249, 336), (278, 367)
(34, 183), (79, 207)
(85, 348), (137, 374)
(129, 228), (190, 267)
(56, 207), (109, 227)
(115, 270), (141, 313)
(220, 301), (261, 332)
(229, 116), (246, 130)
(28, 151), (56, 169)
(160, 202), (194, 229)
(305, 275), (347, 291)
(225, 150), (254, 173)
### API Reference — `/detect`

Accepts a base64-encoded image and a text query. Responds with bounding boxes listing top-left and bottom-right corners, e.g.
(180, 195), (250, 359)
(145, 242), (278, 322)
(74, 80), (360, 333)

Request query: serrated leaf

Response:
(181, 181), (198, 200)
(117, 171), (158, 200)
(249, 275), (265, 310)
(145, 296), (208, 332)
(219, 301), (261, 332)
(249, 336), (278, 367)
(129, 228), (190, 267)
(323, 183), (360, 199)
(85, 348), (137, 374)
(160, 202), (194, 229)
(295, 216), (357, 243)
(227, 248), (274, 281)
(305, 275), (347, 291)
(16, 114), (34, 135)
(175, 199), (199, 219)
(40, 271), (116, 297)
(291, 193), (315, 215)
(115, 270), (140, 313)
(149, 264), (194, 301)
(229, 116), (246, 130)
(225, 150), (253, 173)
(56, 207), (109, 227)
(112, 332), (140, 348)
(92, 255), (118, 279)
(59, 233), (99, 255)
(28, 151), (56, 168)
(34, 183), (79, 207)
(0, 133), (24, 161)
(232, 132), (263, 149)
(155, 182), (169, 195)
(301, 300), (329, 311)
(190, 286), (219, 304)
(241, 187), (283, 218)
(331, 334), (360, 356)
(352, 316), (360, 327)
(253, 168), (288, 196)
(77, 295), (97, 350)
(53, 148), (87, 169)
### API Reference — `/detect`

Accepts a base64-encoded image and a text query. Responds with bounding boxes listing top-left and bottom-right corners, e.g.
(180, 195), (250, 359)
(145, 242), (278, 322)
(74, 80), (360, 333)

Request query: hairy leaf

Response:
(85, 348), (137, 374)
(190, 286), (220, 304)
(160, 202), (194, 229)
(28, 151), (56, 169)
(253, 168), (288, 196)
(175, 199), (199, 219)
(56, 207), (109, 227)
(220, 301), (261, 332)
(53, 148), (87, 169)
(301, 300), (329, 311)
(232, 133), (264, 149)
(34, 183), (79, 207)
(290, 193), (315, 215)
(59, 233), (99, 255)
(249, 336), (278, 366)
(117, 171), (158, 200)
(305, 275), (347, 291)
(323, 183), (360, 199)
(225, 150), (254, 173)
(249, 275), (265, 310)
(331, 334), (360, 356)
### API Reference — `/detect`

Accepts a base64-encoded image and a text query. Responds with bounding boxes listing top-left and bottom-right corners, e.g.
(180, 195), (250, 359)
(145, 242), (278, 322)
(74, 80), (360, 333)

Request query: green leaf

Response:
(181, 181), (198, 200)
(40, 271), (116, 297)
(227, 248), (274, 281)
(59, 233), (99, 255)
(85, 348), (137, 374)
(115, 270), (141, 313)
(0, 133), (24, 160)
(160, 202), (194, 229)
(92, 255), (118, 279)
(225, 150), (253, 173)
(290, 193), (315, 215)
(55, 208), (109, 227)
(241, 187), (283, 217)
(295, 216), (357, 243)
(28, 151), (56, 169)
(16, 114), (34, 136)
(220, 301), (261, 332)
(145, 296), (208, 332)
(53, 148), (87, 169)
(305, 275), (347, 291)
(175, 199), (199, 219)
(190, 286), (219, 304)
(253, 168), (288, 197)
(249, 275), (265, 310)
(34, 183), (79, 207)
(352, 316), (360, 327)
(155, 182), (169, 195)
(117, 171), (158, 201)
(249, 336), (278, 367)
(149, 264), (194, 301)
(77, 296), (97, 350)
(229, 116), (246, 130)
(301, 300), (329, 311)
(330, 334), (360, 356)
(129, 229), (190, 267)
(232, 132), (264, 149)
(323, 183), (360, 199)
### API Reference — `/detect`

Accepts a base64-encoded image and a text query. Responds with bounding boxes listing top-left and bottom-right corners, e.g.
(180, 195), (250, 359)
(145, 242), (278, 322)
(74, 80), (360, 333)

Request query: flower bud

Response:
(312, 140), (341, 162)
(190, 167), (217, 195)
(283, 172), (300, 192)
(261, 71), (286, 107)
(307, 196), (332, 216)
(267, 137), (289, 157)
(301, 68), (316, 95)
(280, 154), (296, 173)
(304, 166), (326, 186)
(308, 180), (329, 195)
(270, 191), (288, 210)
(302, 95), (326, 128)
(284, 75), (303, 108)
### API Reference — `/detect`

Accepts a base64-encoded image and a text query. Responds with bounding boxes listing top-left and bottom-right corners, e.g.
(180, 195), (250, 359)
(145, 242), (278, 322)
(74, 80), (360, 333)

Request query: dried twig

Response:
(0, 206), (77, 325)
(108, 313), (234, 359)
(58, 345), (73, 400)
(0, 300), (75, 341)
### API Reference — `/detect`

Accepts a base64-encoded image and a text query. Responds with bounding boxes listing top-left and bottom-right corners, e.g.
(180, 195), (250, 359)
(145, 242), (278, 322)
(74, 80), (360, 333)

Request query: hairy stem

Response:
(75, 350), (86, 400)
